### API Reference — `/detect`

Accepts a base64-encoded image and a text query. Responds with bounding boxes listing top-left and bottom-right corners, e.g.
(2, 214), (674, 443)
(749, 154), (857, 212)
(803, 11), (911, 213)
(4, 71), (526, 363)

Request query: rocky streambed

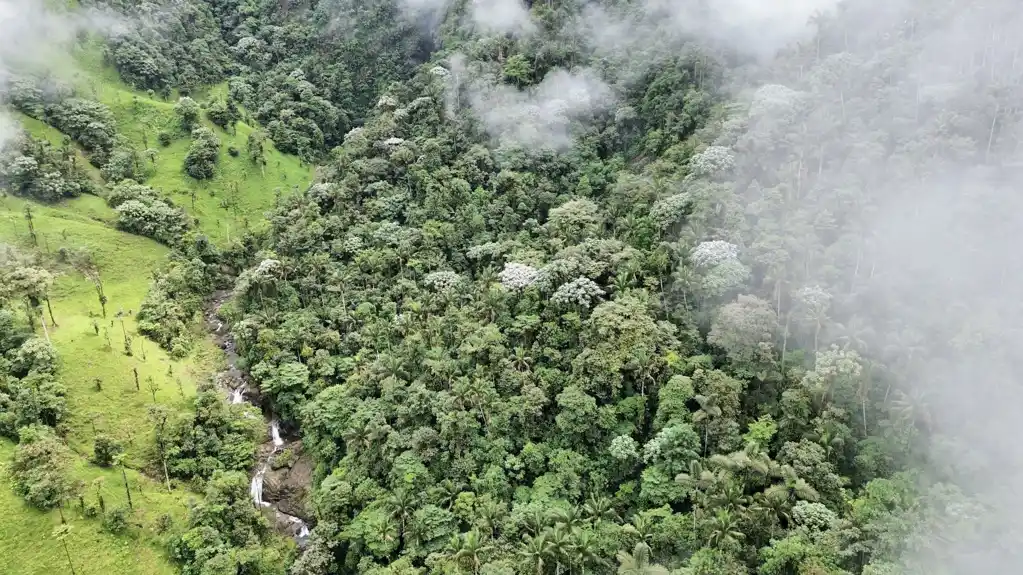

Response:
(206, 291), (313, 543)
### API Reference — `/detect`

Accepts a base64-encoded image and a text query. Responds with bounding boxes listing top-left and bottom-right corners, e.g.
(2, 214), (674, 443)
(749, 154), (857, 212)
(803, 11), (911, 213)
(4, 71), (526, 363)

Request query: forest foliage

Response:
(2, 0), (1018, 574)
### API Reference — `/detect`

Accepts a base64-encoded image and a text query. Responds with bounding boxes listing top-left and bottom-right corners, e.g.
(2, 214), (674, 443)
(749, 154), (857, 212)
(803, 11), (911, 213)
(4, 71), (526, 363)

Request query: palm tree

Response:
(476, 498), (505, 539)
(616, 542), (669, 575)
(764, 465), (820, 519)
(583, 493), (620, 524)
(518, 534), (550, 575)
(430, 479), (464, 510)
(569, 528), (607, 573)
(384, 489), (415, 547)
(705, 509), (745, 549)
(750, 491), (787, 534)
(511, 346), (534, 373)
(675, 460), (714, 536)
(342, 423), (371, 454)
(692, 394), (722, 453)
(112, 454), (132, 510)
(452, 531), (493, 575)
(709, 480), (750, 515)
(551, 505), (584, 531)
(622, 513), (657, 544)
(52, 524), (76, 575)
(545, 525), (573, 575)
(675, 460), (713, 489)
(523, 507), (549, 537)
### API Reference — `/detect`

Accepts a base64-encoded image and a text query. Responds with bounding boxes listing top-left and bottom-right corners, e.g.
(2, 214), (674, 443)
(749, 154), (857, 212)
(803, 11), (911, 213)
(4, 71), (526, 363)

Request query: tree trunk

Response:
(162, 457), (171, 492)
(46, 297), (57, 327)
(24, 301), (35, 330)
(39, 311), (51, 344)
(987, 103), (1001, 163)
(61, 539), (77, 575)
(121, 465), (133, 509)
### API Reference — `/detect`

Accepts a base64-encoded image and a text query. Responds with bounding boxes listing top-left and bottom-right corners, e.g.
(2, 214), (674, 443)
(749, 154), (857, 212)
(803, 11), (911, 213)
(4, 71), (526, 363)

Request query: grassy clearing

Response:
(0, 159), (201, 575)
(0, 41), (306, 574)
(70, 44), (313, 245)
(0, 442), (183, 575)
(0, 194), (225, 463)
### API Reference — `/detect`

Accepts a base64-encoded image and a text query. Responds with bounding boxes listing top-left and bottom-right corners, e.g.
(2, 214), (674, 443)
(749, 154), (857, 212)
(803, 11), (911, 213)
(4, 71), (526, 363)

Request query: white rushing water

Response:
(248, 418), (312, 540)
(270, 419), (284, 447)
(250, 459), (271, 507)
(230, 387), (244, 404)
(250, 420), (283, 507)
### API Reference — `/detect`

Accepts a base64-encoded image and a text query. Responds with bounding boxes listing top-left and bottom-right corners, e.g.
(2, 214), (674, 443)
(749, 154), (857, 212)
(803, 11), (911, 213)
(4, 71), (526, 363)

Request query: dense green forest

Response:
(2, 0), (1022, 574)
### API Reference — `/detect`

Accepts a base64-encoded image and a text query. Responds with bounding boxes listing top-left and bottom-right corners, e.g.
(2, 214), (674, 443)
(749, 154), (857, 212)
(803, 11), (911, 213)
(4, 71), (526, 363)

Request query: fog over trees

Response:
(2, 0), (1022, 574)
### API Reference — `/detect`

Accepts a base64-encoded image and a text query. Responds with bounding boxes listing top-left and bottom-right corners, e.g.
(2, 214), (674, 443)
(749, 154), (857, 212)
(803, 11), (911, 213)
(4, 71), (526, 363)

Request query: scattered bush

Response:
(102, 506), (132, 534)
(42, 98), (116, 165)
(0, 133), (97, 202)
(183, 127), (220, 180)
(93, 434), (124, 467)
(10, 424), (72, 509)
(83, 502), (100, 518)
(101, 146), (149, 183)
(174, 96), (201, 132)
(206, 99), (239, 130)
(154, 513), (174, 534)
(107, 180), (190, 245)
(157, 132), (173, 147)
(137, 237), (220, 351)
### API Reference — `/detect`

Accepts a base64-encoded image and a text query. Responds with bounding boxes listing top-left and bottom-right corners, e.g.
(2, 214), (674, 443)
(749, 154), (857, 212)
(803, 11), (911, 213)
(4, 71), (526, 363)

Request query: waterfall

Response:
(250, 460), (271, 507)
(270, 419), (284, 447)
(210, 292), (311, 542)
(248, 419), (312, 540)
(250, 420), (283, 507)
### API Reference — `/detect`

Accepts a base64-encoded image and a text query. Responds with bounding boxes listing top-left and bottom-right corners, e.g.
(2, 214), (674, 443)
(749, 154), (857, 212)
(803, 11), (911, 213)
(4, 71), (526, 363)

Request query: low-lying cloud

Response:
(0, 0), (125, 148)
(458, 64), (614, 150)
(443, 0), (839, 148)
(468, 0), (533, 36)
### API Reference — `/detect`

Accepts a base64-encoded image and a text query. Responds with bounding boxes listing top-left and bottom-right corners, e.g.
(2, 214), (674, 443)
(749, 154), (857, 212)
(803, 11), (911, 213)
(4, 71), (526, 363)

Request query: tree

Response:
(52, 524), (77, 575)
(71, 250), (106, 318)
(112, 453), (133, 510)
(11, 424), (72, 509)
(146, 376), (159, 402)
(174, 96), (200, 131)
(692, 394), (722, 454)
(246, 129), (268, 172)
(617, 542), (669, 575)
(451, 530), (493, 575)
(3, 265), (56, 335)
(183, 127), (220, 180)
(23, 204), (36, 245)
(708, 295), (776, 367)
(147, 404), (172, 491)
(93, 434), (123, 467)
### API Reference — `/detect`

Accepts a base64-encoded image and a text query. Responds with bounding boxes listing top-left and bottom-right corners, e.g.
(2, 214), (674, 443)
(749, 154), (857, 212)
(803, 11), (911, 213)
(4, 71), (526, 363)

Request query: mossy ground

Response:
(0, 42), (303, 574)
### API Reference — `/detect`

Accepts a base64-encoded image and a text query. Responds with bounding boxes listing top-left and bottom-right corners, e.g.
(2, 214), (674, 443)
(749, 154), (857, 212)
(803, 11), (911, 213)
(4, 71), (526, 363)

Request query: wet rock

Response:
(262, 448), (314, 522)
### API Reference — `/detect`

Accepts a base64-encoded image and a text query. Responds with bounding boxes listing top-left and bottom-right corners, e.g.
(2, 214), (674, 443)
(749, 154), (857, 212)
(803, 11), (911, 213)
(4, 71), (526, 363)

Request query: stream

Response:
(206, 291), (311, 543)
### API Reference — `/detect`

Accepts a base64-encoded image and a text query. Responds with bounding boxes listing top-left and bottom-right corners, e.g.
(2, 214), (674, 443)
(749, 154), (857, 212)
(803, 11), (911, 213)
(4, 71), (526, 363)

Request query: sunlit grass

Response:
(0, 442), (185, 575)
(0, 42), (305, 575)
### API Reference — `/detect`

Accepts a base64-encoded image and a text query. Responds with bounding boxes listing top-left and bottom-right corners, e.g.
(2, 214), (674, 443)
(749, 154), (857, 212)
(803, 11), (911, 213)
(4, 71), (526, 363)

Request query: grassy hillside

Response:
(0, 443), (182, 575)
(71, 44), (314, 245)
(0, 42), (308, 575)
(0, 194), (219, 462)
